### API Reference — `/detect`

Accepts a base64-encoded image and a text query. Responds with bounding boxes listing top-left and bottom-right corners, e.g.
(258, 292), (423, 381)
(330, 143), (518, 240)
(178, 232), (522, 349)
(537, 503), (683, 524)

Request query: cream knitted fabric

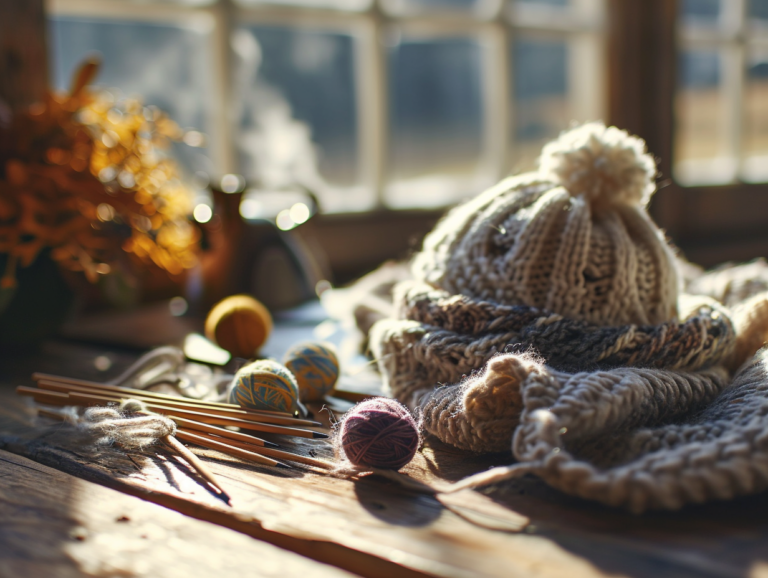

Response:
(370, 285), (735, 453)
(684, 260), (768, 371)
(412, 123), (679, 327)
(686, 258), (768, 307)
(447, 347), (768, 513)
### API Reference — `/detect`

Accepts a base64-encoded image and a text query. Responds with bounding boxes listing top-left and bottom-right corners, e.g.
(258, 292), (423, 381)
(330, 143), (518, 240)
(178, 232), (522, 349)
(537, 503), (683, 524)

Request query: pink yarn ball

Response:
(340, 398), (419, 469)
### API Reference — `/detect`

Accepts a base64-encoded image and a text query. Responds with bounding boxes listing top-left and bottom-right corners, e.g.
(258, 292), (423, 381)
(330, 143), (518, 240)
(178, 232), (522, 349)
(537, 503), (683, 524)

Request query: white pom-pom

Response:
(538, 122), (657, 208)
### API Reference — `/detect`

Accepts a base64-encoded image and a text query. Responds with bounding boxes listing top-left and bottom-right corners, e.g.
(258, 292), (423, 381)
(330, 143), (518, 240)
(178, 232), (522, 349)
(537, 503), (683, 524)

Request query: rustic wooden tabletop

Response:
(2, 318), (768, 578)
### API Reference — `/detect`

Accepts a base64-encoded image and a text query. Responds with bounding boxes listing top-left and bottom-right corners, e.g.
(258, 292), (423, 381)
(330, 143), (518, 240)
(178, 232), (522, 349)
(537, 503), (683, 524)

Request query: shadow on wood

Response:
(353, 476), (442, 528)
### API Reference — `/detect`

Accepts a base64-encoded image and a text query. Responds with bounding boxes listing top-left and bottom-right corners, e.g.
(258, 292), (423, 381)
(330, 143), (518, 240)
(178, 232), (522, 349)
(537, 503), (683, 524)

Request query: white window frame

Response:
(677, 0), (768, 186)
(47, 0), (606, 212)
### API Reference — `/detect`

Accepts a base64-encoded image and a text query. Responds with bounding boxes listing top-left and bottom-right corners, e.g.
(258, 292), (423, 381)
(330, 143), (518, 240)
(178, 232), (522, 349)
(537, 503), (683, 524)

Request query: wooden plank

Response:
(0, 449), (355, 578)
(4, 395), (767, 578)
(0, 414), (531, 578)
(3, 341), (768, 578)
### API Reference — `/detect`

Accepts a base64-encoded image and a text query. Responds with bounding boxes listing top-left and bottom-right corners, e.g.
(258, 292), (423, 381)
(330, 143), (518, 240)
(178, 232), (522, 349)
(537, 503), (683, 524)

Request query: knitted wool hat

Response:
(412, 122), (679, 327)
(369, 123), (739, 454)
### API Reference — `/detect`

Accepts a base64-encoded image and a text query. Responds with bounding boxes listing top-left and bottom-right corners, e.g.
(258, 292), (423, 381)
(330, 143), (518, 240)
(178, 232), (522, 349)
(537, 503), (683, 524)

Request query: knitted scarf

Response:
(371, 279), (736, 453)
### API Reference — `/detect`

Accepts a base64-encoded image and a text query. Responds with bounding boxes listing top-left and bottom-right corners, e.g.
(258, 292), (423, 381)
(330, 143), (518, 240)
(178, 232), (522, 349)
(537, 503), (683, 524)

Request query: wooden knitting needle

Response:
(168, 417), (333, 469)
(19, 387), (79, 406)
(36, 380), (322, 427)
(193, 431), (334, 470)
(35, 407), (233, 505)
(33, 372), (295, 417)
(35, 376), (308, 422)
(327, 389), (375, 403)
(18, 387), (329, 439)
(68, 391), (329, 439)
(38, 406), (326, 469)
(170, 415), (283, 448)
(175, 430), (291, 469)
(162, 434), (233, 505)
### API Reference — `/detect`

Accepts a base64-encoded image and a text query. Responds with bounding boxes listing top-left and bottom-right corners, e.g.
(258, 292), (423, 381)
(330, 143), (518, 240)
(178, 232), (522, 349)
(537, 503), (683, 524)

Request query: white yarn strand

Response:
(78, 399), (176, 450)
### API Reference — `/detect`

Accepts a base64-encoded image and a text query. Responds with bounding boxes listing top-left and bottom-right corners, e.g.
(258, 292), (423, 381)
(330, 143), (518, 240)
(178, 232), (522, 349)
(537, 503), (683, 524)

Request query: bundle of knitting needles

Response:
(17, 373), (334, 505)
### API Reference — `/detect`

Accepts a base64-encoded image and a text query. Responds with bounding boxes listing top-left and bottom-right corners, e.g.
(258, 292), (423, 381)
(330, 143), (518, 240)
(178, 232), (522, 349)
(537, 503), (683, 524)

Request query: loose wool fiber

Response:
(283, 341), (340, 402)
(229, 359), (299, 413)
(339, 398), (419, 470)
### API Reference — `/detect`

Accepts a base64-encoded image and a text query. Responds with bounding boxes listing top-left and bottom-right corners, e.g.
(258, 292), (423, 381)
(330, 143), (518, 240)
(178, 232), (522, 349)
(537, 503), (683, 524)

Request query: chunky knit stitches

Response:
(448, 348), (768, 513)
(371, 281), (736, 453)
(687, 258), (768, 307)
(412, 126), (679, 328)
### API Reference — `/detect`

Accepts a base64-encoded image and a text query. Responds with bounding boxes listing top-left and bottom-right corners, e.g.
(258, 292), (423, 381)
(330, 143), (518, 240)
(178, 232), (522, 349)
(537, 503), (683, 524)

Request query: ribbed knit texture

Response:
(365, 123), (768, 510)
(371, 283), (735, 453)
(412, 125), (680, 328)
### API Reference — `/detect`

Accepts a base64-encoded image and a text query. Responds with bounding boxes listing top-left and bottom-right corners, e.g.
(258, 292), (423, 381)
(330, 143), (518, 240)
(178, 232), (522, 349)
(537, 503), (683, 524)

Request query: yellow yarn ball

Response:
(228, 359), (299, 413)
(205, 295), (273, 359)
(283, 341), (339, 402)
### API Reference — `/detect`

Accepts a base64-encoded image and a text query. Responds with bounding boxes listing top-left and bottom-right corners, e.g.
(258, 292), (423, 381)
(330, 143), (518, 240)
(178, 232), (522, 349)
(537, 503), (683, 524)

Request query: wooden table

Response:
(2, 330), (768, 578)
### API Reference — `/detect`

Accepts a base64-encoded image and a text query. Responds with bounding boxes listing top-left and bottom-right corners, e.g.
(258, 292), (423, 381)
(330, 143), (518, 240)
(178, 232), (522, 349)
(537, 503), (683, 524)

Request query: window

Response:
(47, 0), (606, 214)
(637, 0), (768, 268)
(676, 0), (768, 185)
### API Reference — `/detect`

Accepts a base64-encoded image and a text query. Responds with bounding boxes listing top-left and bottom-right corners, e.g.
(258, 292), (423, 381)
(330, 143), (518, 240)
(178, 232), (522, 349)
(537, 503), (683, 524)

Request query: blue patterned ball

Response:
(228, 360), (299, 413)
(283, 341), (339, 402)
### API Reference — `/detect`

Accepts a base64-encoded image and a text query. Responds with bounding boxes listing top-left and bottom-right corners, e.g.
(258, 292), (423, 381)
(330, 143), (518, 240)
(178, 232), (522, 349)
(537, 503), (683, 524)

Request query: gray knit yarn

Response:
(371, 284), (736, 453)
(448, 348), (768, 513)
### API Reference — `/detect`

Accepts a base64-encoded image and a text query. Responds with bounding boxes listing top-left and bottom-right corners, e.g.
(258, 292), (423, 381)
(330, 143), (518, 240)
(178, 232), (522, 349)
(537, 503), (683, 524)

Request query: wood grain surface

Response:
(2, 338), (768, 578)
(0, 449), (354, 578)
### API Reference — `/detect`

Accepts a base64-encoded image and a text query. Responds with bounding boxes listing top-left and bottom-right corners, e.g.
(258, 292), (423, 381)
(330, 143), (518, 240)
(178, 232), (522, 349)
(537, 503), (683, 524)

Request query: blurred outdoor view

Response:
(676, 0), (768, 185)
(48, 0), (600, 213)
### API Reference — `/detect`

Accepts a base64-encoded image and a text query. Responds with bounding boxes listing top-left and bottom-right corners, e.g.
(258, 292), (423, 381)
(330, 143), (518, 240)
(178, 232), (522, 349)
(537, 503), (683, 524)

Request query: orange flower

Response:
(0, 59), (200, 284)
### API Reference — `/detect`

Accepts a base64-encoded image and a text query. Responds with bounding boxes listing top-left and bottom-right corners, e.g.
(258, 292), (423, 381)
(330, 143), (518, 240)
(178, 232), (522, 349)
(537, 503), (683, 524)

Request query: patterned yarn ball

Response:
(339, 398), (420, 470)
(283, 341), (340, 402)
(228, 359), (299, 413)
(205, 295), (273, 359)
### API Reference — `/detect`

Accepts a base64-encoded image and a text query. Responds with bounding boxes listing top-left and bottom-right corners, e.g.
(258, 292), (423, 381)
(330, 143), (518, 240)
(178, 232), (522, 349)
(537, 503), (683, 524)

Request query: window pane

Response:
(382, 0), (488, 16)
(401, 0), (480, 7)
(386, 36), (484, 208)
(510, 0), (606, 30)
(743, 48), (768, 182)
(111, 0), (215, 4)
(236, 0), (370, 11)
(675, 49), (734, 184)
(516, 0), (568, 7)
(56, 0), (217, 4)
(680, 0), (721, 25)
(749, 0), (768, 21)
(48, 16), (214, 175)
(512, 37), (568, 172)
(234, 27), (360, 210)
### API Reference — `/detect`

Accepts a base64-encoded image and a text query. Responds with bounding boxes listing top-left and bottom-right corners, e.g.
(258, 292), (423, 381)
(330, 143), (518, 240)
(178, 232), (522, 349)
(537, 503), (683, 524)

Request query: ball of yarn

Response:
(538, 122), (657, 209)
(228, 359), (299, 413)
(283, 341), (340, 402)
(339, 398), (419, 470)
(205, 295), (273, 359)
